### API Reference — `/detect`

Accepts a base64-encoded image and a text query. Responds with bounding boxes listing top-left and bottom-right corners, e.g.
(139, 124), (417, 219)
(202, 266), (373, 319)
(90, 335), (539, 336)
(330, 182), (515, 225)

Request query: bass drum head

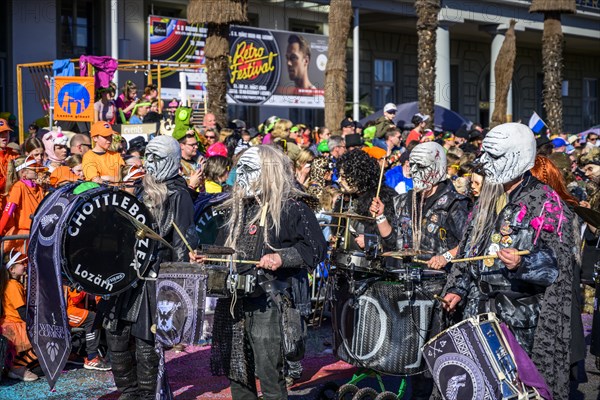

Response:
(60, 184), (156, 296)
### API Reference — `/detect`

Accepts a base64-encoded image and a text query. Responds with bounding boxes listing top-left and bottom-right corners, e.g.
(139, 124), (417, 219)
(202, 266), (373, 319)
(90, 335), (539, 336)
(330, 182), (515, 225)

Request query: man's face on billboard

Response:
(286, 42), (309, 81)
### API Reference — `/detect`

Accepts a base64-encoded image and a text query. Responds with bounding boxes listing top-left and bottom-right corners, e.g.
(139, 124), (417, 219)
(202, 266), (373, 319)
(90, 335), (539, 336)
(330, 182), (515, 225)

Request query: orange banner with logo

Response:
(53, 77), (95, 122)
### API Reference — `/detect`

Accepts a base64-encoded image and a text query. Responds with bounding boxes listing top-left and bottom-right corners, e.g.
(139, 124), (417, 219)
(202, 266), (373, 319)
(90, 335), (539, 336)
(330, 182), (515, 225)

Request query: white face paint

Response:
(409, 142), (447, 192)
(236, 147), (262, 197)
(145, 136), (181, 182)
(479, 123), (536, 184)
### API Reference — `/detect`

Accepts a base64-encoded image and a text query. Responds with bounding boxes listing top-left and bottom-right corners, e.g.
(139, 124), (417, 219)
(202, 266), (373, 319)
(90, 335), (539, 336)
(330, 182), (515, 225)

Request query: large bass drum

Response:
(332, 273), (445, 375)
(31, 183), (156, 296)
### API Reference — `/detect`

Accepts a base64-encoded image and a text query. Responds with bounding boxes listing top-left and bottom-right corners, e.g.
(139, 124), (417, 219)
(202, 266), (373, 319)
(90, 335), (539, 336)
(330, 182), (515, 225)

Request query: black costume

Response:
(381, 180), (470, 255)
(210, 198), (327, 400)
(103, 176), (194, 399)
(446, 175), (574, 400)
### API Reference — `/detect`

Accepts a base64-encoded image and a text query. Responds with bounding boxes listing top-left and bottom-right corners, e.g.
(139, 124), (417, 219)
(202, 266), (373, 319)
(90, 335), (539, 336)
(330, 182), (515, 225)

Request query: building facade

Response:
(2, 0), (599, 134)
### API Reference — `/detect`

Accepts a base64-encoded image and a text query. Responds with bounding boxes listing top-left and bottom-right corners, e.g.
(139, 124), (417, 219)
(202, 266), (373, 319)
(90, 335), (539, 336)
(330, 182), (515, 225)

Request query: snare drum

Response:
(422, 313), (542, 400)
(333, 250), (383, 275)
(332, 275), (445, 375)
(156, 263), (207, 347)
(31, 183), (156, 296)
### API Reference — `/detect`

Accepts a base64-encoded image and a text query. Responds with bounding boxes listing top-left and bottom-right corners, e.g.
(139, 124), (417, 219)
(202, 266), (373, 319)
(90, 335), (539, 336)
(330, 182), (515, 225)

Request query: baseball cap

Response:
(0, 118), (13, 133)
(340, 118), (355, 129)
(384, 103), (397, 113)
(90, 121), (117, 137)
(411, 113), (430, 125)
(551, 137), (568, 148)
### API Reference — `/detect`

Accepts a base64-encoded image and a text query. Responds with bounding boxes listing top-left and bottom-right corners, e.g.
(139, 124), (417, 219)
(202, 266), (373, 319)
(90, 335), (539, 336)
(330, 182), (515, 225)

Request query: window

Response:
(373, 59), (395, 111)
(59, 0), (102, 58)
(583, 78), (599, 128)
(289, 19), (323, 34)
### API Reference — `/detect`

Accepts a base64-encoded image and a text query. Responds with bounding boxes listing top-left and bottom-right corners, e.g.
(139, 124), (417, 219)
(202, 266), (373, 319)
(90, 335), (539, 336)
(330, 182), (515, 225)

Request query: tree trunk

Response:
(490, 20), (517, 128)
(204, 23), (230, 130)
(325, 0), (353, 132)
(541, 13), (564, 135)
(415, 0), (440, 127)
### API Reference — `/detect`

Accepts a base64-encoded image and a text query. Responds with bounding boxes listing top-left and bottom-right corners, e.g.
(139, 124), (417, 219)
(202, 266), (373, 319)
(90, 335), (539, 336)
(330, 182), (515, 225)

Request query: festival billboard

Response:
(227, 25), (327, 108)
(148, 16), (328, 108)
(148, 15), (207, 101)
(53, 77), (95, 122)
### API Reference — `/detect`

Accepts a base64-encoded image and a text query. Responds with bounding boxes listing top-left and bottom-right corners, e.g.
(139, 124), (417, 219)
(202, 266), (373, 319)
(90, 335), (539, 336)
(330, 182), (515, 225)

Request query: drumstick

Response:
(450, 250), (530, 263)
(434, 294), (450, 305)
(372, 160), (386, 217)
(413, 258), (429, 264)
(201, 257), (259, 265)
(172, 221), (194, 253)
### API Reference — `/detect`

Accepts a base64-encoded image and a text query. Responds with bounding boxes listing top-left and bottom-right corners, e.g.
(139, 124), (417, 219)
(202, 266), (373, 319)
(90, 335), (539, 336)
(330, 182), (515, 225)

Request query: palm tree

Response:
(415, 0), (440, 126)
(188, 0), (248, 129)
(325, 0), (352, 131)
(490, 20), (517, 128)
(530, 0), (576, 135)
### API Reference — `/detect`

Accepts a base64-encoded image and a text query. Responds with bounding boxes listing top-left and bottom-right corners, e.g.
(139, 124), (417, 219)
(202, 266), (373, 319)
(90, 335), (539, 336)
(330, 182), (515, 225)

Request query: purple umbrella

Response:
(359, 101), (472, 133)
(579, 125), (600, 138)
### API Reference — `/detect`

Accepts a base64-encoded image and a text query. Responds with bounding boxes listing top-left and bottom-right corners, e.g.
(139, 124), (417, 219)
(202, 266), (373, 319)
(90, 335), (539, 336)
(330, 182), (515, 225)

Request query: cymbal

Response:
(381, 249), (434, 258)
(322, 212), (375, 221)
(574, 205), (600, 228)
(115, 208), (174, 250)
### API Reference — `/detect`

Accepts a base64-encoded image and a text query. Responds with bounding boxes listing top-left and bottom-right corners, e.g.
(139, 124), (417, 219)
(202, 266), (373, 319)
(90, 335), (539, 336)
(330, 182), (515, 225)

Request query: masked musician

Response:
(190, 145), (326, 400)
(103, 135), (195, 399)
(371, 142), (471, 270)
(370, 142), (471, 400)
(443, 123), (575, 400)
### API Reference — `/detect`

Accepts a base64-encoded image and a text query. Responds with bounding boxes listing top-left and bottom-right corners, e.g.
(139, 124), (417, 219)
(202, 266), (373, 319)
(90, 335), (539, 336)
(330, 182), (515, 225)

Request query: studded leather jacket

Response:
(382, 180), (471, 255)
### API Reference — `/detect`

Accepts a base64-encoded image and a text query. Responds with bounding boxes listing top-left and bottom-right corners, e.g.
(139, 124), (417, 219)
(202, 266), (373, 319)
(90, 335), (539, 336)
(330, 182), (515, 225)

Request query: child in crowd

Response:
(0, 156), (47, 253)
(0, 251), (38, 381)
(95, 86), (117, 124)
(128, 102), (151, 125)
(42, 130), (69, 172)
(65, 288), (111, 371)
(115, 80), (138, 123)
(49, 154), (83, 187)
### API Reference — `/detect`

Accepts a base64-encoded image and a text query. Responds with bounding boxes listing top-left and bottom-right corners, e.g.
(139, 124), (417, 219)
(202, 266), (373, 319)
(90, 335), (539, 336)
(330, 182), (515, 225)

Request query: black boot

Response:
(106, 326), (139, 398)
(136, 338), (159, 399)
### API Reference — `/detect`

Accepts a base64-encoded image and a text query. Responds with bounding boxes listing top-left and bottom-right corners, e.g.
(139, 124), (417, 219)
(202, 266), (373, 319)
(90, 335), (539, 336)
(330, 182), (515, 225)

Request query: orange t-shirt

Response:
(50, 166), (79, 187)
(1, 279), (26, 323)
(0, 148), (21, 209)
(82, 150), (124, 181)
(5, 180), (45, 231)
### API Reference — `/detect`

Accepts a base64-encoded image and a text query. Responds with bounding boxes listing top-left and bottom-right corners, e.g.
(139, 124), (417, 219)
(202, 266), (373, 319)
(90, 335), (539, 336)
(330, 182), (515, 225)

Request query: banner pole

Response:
(17, 65), (24, 143)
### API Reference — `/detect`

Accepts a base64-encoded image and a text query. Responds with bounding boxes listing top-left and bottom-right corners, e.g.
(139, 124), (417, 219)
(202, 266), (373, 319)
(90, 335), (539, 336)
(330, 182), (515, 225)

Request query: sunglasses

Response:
(588, 137), (598, 142)
(205, 135), (216, 139)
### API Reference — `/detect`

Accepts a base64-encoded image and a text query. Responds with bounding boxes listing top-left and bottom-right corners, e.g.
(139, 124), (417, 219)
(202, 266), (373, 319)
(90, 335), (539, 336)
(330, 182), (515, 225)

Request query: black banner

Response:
(26, 186), (72, 390)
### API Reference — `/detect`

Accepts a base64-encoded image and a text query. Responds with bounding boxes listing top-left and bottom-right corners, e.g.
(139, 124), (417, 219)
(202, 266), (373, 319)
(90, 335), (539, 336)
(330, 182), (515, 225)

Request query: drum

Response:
(422, 313), (541, 400)
(333, 250), (384, 275)
(332, 273), (445, 375)
(156, 263), (207, 347)
(31, 183), (156, 296)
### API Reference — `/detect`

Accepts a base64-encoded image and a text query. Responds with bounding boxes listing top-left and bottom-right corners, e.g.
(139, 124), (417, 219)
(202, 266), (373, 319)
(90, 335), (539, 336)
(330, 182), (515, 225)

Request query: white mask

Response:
(236, 147), (262, 197)
(480, 123), (536, 184)
(145, 136), (181, 182)
(409, 142), (447, 192)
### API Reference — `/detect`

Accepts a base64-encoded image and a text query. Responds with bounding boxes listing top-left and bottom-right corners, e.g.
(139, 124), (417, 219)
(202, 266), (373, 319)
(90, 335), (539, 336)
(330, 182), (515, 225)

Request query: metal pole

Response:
(111, 0), (119, 86)
(17, 66), (24, 143)
(352, 8), (360, 121)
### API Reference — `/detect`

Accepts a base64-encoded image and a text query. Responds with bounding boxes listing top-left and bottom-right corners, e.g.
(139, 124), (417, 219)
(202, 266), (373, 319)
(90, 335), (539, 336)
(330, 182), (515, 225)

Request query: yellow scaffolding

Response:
(16, 59), (206, 143)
